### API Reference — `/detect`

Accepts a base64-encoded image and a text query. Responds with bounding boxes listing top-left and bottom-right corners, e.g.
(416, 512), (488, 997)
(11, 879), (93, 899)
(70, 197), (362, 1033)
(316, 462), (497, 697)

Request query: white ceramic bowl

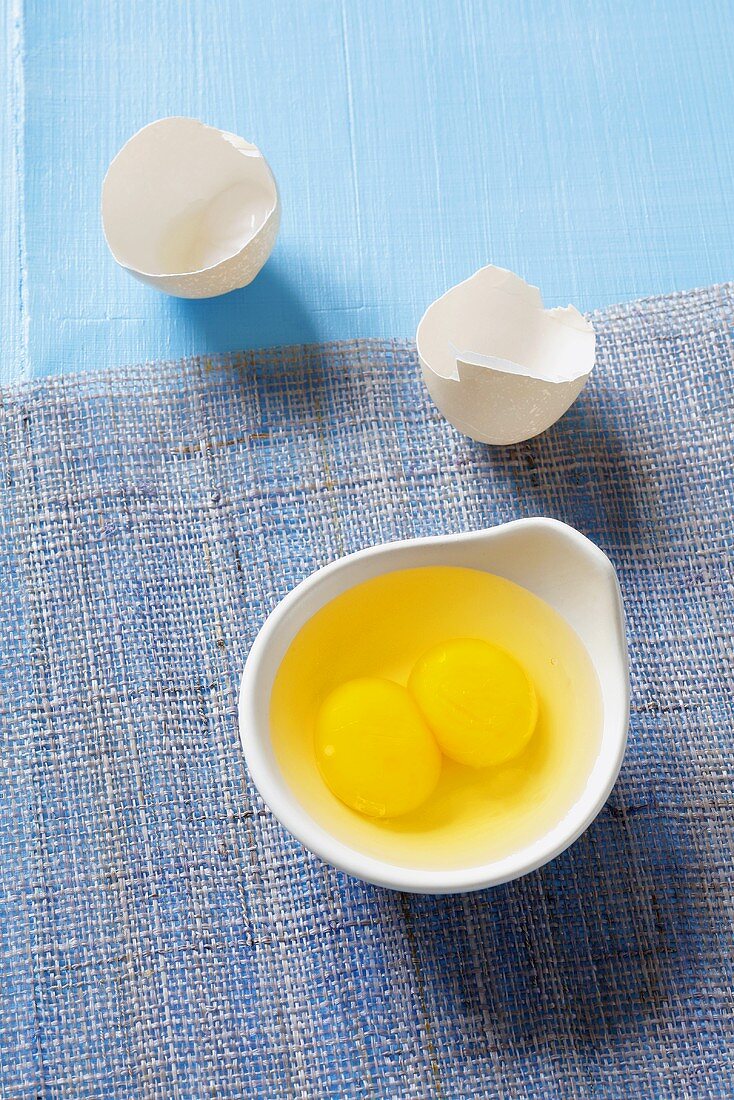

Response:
(239, 519), (629, 894)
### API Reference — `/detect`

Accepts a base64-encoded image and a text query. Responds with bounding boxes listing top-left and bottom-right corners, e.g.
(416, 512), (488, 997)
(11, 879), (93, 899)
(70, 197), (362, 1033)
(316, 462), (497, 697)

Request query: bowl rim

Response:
(238, 518), (630, 894)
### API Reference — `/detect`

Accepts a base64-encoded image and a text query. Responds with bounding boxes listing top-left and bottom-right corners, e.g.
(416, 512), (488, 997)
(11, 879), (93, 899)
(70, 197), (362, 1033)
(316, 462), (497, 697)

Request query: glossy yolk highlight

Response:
(315, 678), (442, 818)
(408, 638), (538, 768)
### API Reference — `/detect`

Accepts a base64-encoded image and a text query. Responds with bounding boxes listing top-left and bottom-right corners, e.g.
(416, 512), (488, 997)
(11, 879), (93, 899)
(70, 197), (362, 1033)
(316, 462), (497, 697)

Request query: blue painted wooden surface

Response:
(1, 0), (733, 383)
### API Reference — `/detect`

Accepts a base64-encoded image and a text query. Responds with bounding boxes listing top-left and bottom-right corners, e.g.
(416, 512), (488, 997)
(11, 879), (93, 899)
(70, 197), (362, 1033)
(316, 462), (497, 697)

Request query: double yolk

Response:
(314, 638), (538, 819)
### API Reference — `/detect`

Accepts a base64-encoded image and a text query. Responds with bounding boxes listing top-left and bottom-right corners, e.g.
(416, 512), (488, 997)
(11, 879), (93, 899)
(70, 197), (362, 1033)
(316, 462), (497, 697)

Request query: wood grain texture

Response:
(1, 0), (25, 378)
(2, 0), (734, 382)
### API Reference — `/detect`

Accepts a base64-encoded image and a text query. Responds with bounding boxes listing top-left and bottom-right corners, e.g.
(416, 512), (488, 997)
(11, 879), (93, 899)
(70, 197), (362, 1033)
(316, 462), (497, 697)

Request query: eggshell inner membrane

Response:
(102, 118), (277, 277)
(419, 266), (592, 384)
(416, 265), (596, 445)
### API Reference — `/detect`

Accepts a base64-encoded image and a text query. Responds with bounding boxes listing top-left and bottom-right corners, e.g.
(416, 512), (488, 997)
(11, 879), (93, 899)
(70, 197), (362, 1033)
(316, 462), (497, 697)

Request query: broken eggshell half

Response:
(416, 266), (595, 445)
(102, 117), (280, 299)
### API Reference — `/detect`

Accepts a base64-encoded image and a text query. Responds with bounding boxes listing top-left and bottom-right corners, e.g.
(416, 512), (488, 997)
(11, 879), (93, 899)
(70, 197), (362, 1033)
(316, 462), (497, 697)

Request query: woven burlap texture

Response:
(1, 283), (733, 1098)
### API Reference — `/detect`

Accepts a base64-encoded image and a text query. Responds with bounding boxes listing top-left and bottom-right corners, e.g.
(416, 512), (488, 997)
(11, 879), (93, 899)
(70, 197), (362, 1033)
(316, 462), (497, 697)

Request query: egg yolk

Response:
(314, 678), (442, 818)
(408, 638), (538, 768)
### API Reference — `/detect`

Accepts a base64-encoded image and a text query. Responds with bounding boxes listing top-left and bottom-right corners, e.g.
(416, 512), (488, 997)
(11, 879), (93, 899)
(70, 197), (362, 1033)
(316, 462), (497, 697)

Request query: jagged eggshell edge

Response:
(417, 265), (595, 445)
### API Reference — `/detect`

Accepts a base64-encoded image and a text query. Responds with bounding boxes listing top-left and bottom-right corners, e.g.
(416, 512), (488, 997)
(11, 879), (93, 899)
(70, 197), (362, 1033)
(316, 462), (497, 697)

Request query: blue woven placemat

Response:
(1, 284), (733, 1098)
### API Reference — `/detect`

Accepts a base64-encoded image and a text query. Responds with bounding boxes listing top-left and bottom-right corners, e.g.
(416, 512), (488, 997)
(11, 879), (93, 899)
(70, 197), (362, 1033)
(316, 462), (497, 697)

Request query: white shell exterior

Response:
(102, 117), (280, 299)
(239, 519), (629, 894)
(417, 266), (596, 445)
